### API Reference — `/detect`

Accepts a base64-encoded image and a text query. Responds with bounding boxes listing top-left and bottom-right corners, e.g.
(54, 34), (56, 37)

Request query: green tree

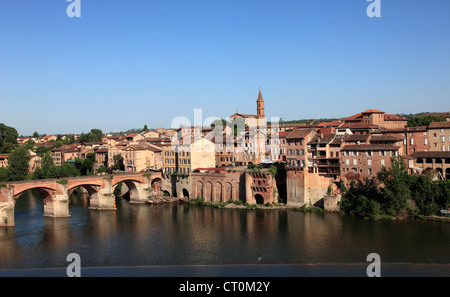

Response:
(0, 167), (8, 182)
(377, 156), (412, 216)
(60, 162), (80, 178)
(268, 165), (277, 177)
(340, 177), (382, 220)
(7, 146), (30, 181)
(407, 115), (446, 127)
(0, 123), (18, 146)
(79, 129), (103, 143)
(112, 155), (125, 171)
(41, 153), (54, 178)
(0, 142), (15, 153)
(143, 124), (149, 132)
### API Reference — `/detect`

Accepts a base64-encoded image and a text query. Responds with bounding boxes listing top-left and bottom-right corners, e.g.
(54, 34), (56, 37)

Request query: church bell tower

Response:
(257, 88), (265, 117)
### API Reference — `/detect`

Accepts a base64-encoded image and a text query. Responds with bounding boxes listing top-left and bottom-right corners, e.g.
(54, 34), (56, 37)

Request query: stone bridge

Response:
(0, 172), (162, 226)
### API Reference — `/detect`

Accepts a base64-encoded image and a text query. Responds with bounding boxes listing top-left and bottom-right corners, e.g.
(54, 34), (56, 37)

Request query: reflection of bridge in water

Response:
(0, 172), (162, 226)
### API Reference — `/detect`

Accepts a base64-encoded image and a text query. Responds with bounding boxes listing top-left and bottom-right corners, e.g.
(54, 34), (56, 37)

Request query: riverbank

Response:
(424, 215), (450, 223)
(185, 197), (327, 213)
(182, 198), (450, 223)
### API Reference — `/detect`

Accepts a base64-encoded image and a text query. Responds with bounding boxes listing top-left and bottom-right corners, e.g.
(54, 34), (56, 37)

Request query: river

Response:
(0, 190), (449, 276)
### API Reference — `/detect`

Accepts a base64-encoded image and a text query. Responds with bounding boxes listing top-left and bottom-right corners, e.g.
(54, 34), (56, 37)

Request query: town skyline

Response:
(1, 1), (449, 136)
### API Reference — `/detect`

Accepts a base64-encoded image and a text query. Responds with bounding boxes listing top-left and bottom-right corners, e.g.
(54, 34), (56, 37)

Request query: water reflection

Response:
(0, 190), (449, 270)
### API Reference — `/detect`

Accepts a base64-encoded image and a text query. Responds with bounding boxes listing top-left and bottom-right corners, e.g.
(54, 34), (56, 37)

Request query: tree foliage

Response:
(341, 156), (450, 220)
(0, 123), (18, 153)
(407, 115), (446, 127)
(79, 129), (103, 143)
(7, 146), (30, 181)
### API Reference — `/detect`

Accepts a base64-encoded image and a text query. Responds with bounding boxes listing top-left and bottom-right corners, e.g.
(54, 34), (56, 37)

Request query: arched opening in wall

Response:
(446, 168), (450, 180)
(151, 178), (162, 194)
(225, 182), (233, 201)
(163, 190), (171, 197)
(215, 182), (222, 202)
(254, 194), (264, 205)
(436, 168), (444, 179)
(14, 188), (54, 224)
(196, 181), (203, 199)
(416, 158), (423, 164)
(182, 188), (189, 199)
(205, 182), (213, 202)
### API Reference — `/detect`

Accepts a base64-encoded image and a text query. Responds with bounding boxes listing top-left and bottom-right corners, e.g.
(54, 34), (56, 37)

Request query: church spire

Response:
(257, 88), (265, 117)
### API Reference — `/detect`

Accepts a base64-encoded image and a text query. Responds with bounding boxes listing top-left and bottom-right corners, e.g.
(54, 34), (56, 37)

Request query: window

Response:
(353, 159), (357, 165)
(381, 159), (385, 166)
(346, 159), (349, 165)
(368, 168), (372, 175)
(410, 139), (414, 145)
(368, 159), (372, 166)
(442, 145), (446, 152)
(424, 139), (427, 145)
(442, 136), (446, 143)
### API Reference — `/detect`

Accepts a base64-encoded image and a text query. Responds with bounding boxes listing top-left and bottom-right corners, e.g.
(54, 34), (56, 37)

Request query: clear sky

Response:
(0, 0), (449, 136)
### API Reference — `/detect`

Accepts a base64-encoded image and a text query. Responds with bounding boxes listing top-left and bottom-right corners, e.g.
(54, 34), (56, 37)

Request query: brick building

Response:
(427, 121), (450, 152)
(342, 109), (408, 130)
(377, 126), (429, 155)
(285, 128), (316, 168)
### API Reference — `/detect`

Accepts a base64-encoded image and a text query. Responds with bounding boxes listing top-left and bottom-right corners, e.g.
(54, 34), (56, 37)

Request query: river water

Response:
(1, 190), (450, 276)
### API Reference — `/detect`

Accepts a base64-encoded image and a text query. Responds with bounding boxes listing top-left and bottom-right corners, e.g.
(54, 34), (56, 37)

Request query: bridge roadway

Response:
(0, 172), (162, 226)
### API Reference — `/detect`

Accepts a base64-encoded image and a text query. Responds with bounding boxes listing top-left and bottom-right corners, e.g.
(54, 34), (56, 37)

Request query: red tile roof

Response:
(428, 121), (450, 129)
(361, 109), (385, 114)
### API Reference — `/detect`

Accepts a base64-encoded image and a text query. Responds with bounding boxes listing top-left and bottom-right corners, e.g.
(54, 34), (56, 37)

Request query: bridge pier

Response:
(89, 187), (116, 210)
(44, 194), (71, 218)
(0, 187), (14, 226)
(129, 183), (154, 204)
(0, 203), (15, 227)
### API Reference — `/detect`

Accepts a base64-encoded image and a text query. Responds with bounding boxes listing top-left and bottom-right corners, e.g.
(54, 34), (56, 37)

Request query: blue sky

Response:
(0, 0), (449, 136)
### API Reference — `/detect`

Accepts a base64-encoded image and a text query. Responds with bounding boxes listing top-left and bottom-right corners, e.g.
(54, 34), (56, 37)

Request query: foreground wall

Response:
(286, 167), (334, 207)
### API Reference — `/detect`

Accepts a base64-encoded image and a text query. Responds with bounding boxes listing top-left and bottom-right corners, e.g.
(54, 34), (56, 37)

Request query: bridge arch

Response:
(112, 179), (142, 201)
(14, 187), (56, 206)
